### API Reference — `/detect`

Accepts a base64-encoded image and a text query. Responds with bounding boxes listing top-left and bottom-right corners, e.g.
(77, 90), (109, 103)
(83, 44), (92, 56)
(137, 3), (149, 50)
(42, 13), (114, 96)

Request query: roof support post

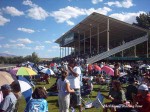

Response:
(62, 47), (64, 58)
(84, 32), (85, 54)
(65, 47), (66, 57)
(134, 46), (136, 57)
(97, 25), (99, 54)
(74, 43), (76, 56)
(71, 47), (72, 55)
(107, 18), (110, 51)
(147, 39), (149, 58)
(60, 47), (61, 58)
(78, 31), (80, 56)
(90, 28), (92, 54)
(68, 47), (69, 56)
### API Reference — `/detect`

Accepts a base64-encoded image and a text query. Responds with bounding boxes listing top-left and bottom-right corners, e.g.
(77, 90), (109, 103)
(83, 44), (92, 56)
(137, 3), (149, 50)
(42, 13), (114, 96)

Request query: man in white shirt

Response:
(0, 84), (17, 112)
(67, 59), (83, 112)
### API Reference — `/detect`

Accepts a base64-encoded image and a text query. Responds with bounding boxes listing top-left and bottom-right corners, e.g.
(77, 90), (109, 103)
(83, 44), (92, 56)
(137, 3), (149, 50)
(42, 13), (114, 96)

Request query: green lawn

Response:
(18, 77), (111, 112)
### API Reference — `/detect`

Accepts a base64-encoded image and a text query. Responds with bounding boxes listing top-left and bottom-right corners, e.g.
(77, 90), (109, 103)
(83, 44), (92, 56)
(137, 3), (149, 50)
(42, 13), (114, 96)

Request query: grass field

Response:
(18, 77), (111, 112)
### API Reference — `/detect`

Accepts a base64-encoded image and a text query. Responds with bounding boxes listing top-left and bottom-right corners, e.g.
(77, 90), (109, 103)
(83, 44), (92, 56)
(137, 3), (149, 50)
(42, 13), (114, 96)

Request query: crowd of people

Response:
(0, 58), (150, 112)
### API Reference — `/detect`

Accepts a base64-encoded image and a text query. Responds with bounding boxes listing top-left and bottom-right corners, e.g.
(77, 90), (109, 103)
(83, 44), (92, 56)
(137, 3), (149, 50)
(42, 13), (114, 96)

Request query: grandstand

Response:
(55, 12), (150, 64)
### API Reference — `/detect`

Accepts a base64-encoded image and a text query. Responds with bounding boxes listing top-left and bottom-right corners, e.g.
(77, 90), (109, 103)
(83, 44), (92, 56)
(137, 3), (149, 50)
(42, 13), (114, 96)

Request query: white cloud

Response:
(23, 0), (49, 20)
(34, 45), (45, 50)
(105, 0), (134, 8)
(9, 40), (16, 43)
(48, 49), (53, 52)
(23, 0), (38, 7)
(0, 15), (10, 26)
(27, 6), (49, 20)
(3, 43), (31, 49)
(17, 38), (33, 44)
(2, 51), (11, 54)
(50, 6), (111, 25)
(15, 44), (25, 47)
(3, 6), (24, 16)
(42, 29), (46, 31)
(66, 20), (75, 26)
(0, 36), (5, 40)
(85, 7), (112, 15)
(45, 41), (52, 44)
(17, 27), (35, 33)
(109, 11), (146, 24)
(0, 45), (1, 48)
(52, 39), (56, 42)
(50, 6), (85, 23)
(3, 44), (11, 48)
(92, 0), (103, 4)
(52, 46), (59, 49)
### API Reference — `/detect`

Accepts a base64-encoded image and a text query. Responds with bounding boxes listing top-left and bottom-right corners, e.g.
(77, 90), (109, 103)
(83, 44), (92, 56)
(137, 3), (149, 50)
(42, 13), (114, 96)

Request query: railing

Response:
(87, 34), (148, 64)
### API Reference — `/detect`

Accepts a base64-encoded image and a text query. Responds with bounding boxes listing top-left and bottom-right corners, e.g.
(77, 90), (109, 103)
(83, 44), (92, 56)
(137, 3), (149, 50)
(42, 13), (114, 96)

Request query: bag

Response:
(85, 101), (93, 108)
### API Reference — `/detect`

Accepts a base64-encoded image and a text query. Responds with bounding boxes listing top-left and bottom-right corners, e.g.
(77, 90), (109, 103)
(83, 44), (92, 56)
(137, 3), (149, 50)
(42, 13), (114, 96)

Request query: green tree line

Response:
(0, 52), (40, 64)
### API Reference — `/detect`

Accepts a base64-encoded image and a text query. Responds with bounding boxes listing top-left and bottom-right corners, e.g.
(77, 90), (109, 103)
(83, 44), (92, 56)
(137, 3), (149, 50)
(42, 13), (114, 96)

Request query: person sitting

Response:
(102, 80), (126, 112)
(24, 87), (48, 112)
(132, 84), (150, 112)
(126, 77), (138, 103)
(0, 84), (17, 112)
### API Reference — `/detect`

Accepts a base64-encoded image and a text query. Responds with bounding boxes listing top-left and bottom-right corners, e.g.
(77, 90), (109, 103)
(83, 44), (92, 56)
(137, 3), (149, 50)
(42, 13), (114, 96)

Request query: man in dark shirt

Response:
(126, 77), (138, 102)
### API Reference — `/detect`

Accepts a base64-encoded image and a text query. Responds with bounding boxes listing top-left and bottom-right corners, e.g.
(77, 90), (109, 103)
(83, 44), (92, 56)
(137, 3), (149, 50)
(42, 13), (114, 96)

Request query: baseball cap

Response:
(138, 84), (149, 91)
(0, 84), (11, 91)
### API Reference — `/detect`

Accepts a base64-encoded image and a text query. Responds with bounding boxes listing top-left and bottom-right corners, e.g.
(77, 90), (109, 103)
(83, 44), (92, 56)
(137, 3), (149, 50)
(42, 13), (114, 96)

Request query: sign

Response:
(63, 33), (74, 45)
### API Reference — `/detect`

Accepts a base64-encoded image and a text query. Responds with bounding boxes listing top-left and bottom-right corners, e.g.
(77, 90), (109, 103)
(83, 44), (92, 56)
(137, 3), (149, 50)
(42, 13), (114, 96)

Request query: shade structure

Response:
(109, 65), (114, 68)
(101, 66), (114, 76)
(18, 76), (32, 103)
(93, 65), (101, 71)
(0, 71), (14, 86)
(9, 67), (20, 75)
(139, 64), (150, 69)
(16, 67), (37, 76)
(40, 68), (54, 75)
(124, 65), (132, 69)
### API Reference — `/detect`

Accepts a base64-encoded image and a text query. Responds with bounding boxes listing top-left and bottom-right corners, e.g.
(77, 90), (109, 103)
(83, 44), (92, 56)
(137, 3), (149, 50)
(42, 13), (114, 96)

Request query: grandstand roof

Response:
(55, 12), (148, 46)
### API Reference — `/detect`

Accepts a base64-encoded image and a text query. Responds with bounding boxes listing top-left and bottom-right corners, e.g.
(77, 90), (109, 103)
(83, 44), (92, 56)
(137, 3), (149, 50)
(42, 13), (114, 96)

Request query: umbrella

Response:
(18, 76), (32, 103)
(124, 65), (132, 69)
(22, 61), (34, 67)
(9, 67), (20, 75)
(0, 71), (14, 86)
(40, 68), (54, 75)
(139, 64), (150, 69)
(38, 65), (45, 70)
(93, 65), (101, 71)
(16, 67), (37, 76)
(101, 66), (114, 76)
(109, 65), (114, 68)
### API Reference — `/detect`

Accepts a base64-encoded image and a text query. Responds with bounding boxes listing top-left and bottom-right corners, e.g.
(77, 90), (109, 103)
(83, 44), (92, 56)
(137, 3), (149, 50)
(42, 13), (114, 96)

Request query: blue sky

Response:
(0, 0), (149, 58)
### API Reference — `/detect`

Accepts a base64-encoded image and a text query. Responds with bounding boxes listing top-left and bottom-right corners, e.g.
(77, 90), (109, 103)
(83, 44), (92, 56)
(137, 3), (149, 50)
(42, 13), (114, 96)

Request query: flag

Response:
(18, 76), (32, 103)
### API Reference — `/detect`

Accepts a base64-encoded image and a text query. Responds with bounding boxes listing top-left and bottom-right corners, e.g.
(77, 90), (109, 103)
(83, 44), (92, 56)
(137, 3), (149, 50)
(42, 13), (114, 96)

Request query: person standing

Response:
(113, 63), (120, 81)
(67, 59), (83, 112)
(0, 84), (17, 112)
(57, 70), (74, 112)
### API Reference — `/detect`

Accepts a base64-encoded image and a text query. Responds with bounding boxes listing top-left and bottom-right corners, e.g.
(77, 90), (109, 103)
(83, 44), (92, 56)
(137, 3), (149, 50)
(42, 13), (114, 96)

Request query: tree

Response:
(133, 12), (150, 30)
(31, 52), (40, 63)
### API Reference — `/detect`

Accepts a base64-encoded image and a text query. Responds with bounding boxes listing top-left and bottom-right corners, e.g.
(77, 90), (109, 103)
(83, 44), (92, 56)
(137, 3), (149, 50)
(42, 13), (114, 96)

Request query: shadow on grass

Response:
(47, 99), (58, 104)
